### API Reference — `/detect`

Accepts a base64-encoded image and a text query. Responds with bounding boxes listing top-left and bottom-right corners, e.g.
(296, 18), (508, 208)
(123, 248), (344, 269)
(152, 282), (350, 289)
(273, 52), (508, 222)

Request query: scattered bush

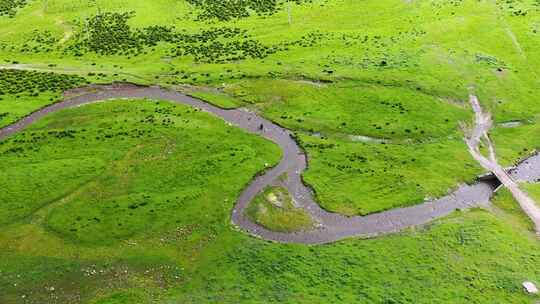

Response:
(0, 0), (27, 17)
(65, 11), (282, 63)
(0, 69), (88, 97)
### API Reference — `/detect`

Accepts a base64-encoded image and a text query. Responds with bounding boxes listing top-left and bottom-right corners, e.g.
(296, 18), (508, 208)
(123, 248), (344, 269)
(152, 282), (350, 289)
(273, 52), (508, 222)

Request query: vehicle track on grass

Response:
(1, 83), (539, 244)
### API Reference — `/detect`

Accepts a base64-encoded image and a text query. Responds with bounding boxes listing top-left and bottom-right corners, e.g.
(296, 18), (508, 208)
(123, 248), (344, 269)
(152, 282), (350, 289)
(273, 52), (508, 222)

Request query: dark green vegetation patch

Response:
(0, 69), (88, 127)
(66, 11), (281, 63)
(186, 0), (314, 21)
(0, 69), (88, 97)
(0, 0), (27, 17)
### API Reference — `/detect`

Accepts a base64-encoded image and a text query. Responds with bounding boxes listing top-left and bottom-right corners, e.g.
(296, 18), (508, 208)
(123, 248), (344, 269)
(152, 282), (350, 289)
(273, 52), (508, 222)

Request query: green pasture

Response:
(1, 0), (540, 302)
(2, 0), (540, 213)
(0, 101), (539, 303)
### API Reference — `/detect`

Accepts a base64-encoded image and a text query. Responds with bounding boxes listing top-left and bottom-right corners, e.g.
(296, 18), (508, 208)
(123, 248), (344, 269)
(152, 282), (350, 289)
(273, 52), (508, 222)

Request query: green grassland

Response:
(2, 0), (540, 213)
(525, 183), (540, 200)
(0, 101), (539, 303)
(492, 187), (536, 232)
(2, 0), (540, 302)
(0, 99), (281, 242)
(0, 0), (540, 214)
(0, 99), (280, 301)
(226, 79), (480, 213)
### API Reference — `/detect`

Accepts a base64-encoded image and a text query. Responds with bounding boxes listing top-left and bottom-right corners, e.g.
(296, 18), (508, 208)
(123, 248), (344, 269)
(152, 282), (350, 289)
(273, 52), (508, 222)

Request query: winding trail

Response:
(1, 83), (539, 244)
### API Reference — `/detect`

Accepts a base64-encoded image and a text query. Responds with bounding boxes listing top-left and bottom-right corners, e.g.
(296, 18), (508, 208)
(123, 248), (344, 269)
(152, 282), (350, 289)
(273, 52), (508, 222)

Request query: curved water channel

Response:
(1, 83), (539, 244)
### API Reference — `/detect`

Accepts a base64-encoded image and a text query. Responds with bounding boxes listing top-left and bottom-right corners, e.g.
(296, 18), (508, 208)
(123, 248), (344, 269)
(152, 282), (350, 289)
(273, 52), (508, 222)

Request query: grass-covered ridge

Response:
(64, 11), (280, 63)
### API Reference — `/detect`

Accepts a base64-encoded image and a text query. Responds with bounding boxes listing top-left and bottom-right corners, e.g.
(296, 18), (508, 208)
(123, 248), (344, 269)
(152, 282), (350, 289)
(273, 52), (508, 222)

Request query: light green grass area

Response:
(176, 210), (540, 304)
(224, 79), (481, 213)
(490, 121), (540, 167)
(188, 90), (245, 109)
(492, 187), (535, 232)
(489, 183), (540, 234)
(246, 186), (312, 232)
(227, 80), (470, 140)
(524, 183), (540, 201)
(1, 101), (540, 303)
(0, 99), (281, 242)
(2, 0), (540, 214)
(299, 133), (481, 215)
